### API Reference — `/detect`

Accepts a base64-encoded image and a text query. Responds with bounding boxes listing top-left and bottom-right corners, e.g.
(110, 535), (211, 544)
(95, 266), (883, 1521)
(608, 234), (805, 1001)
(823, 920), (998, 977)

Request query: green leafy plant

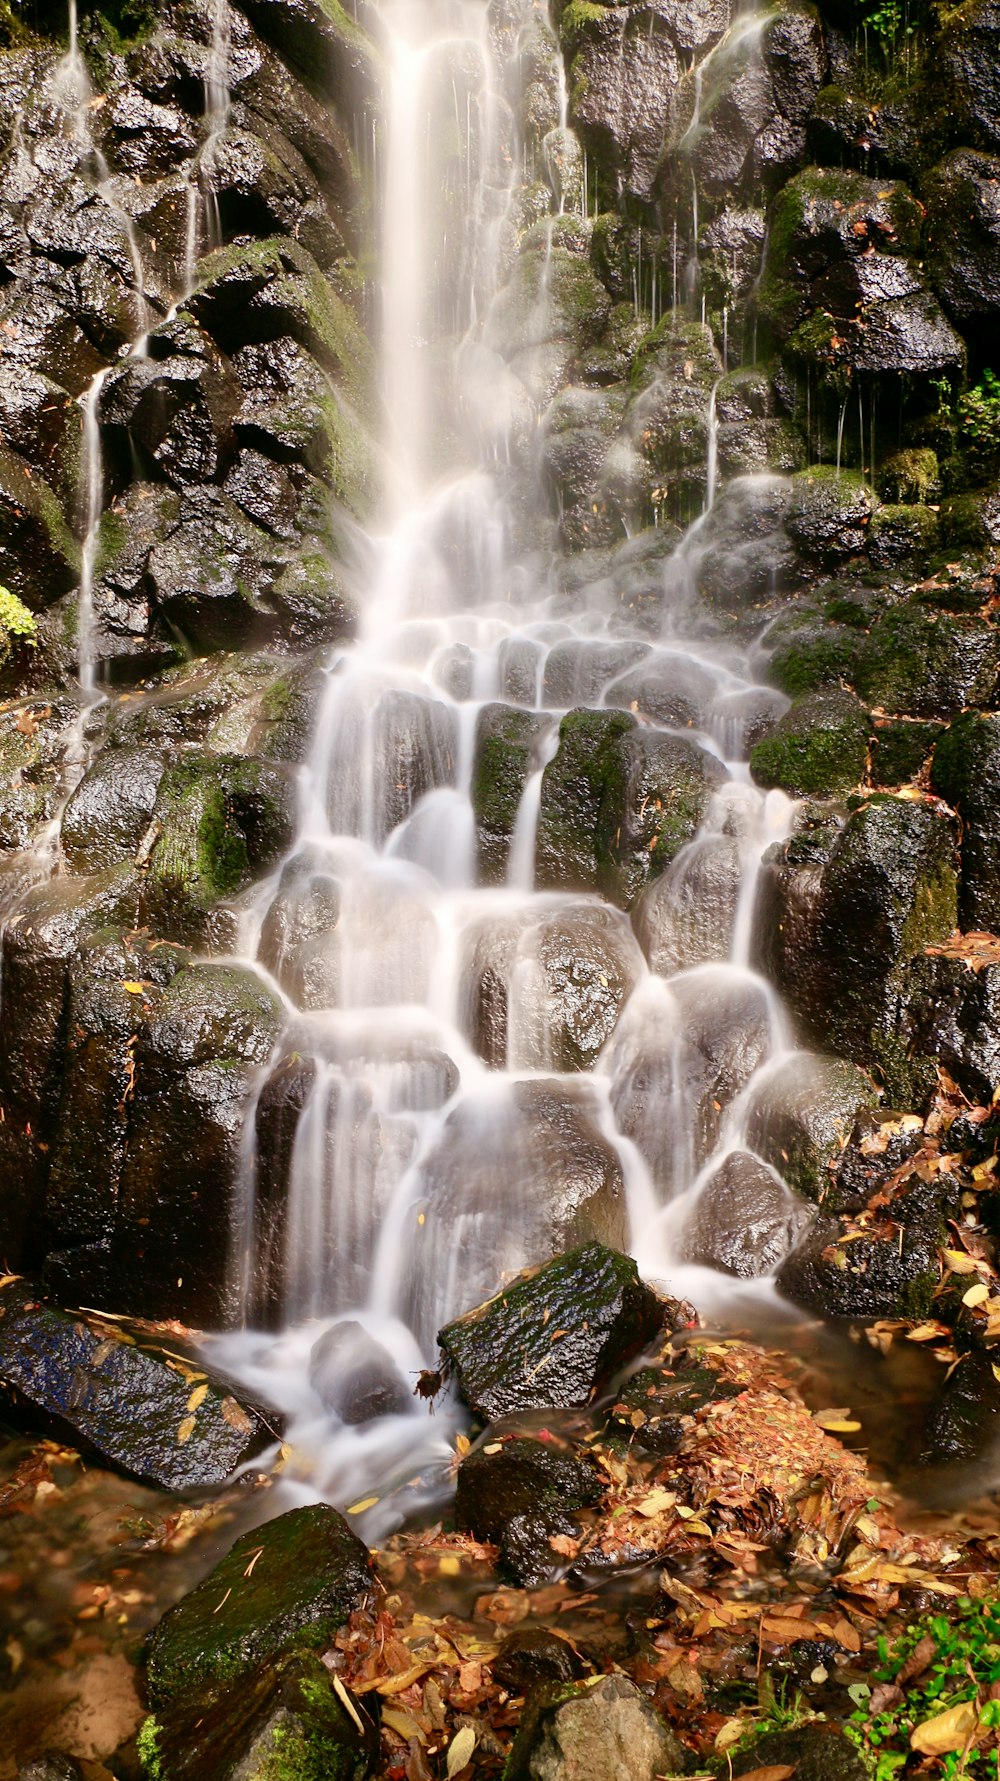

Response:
(0, 583), (37, 663)
(845, 1598), (1000, 1781)
(958, 369), (1000, 470)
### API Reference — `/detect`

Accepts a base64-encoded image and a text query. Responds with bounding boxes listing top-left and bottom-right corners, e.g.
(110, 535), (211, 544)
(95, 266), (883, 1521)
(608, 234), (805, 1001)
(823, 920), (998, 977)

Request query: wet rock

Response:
(940, 0), (1000, 153)
(266, 552), (355, 651)
(939, 488), (1000, 550)
(930, 712), (1000, 931)
(493, 1628), (584, 1694)
(101, 317), (241, 489)
(485, 243), (612, 403)
(110, 963), (283, 1325)
(147, 1504), (373, 1706)
(144, 751), (297, 943)
(682, 2), (827, 202)
(926, 151), (1000, 336)
(506, 1672), (687, 1781)
(786, 468), (876, 563)
(854, 602), (999, 719)
(536, 707), (725, 908)
(562, 4), (681, 203)
(146, 485), (290, 652)
(755, 796), (959, 1068)
(919, 1350), (1000, 1468)
(0, 442), (78, 609)
(695, 473), (796, 611)
(743, 1054), (877, 1201)
(223, 446), (301, 538)
(237, 0), (380, 113)
(407, 1088), (630, 1343)
(632, 836), (743, 974)
(626, 314), (721, 496)
(17, 1758), (83, 1781)
(141, 1649), (378, 1781)
(0, 696), (73, 850)
(749, 687), (869, 798)
(465, 903), (643, 1072)
(867, 502), (939, 566)
(826, 1107), (926, 1215)
(607, 1362), (738, 1455)
(0, 1277), (270, 1489)
(472, 703), (549, 885)
(89, 484), (182, 680)
(258, 848), (340, 1000)
(605, 650), (716, 730)
(684, 1150), (813, 1276)
(455, 1435), (601, 1586)
(60, 745), (166, 873)
(778, 1181), (943, 1320)
(308, 1320), (410, 1423)
(438, 1242), (664, 1422)
(899, 947), (1000, 1104)
(542, 638), (648, 708)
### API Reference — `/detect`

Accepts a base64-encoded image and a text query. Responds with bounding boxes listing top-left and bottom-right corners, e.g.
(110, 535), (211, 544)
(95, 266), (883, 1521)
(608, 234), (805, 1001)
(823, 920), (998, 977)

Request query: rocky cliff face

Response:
(0, 0), (999, 1336)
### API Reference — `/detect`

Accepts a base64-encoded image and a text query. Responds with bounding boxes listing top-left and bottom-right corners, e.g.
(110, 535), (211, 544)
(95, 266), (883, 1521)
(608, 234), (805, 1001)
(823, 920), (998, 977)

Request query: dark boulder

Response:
(731, 1727), (866, 1781)
(683, 2), (827, 202)
(925, 150), (1000, 334)
(455, 1435), (602, 1585)
(684, 1150), (813, 1276)
(778, 1179), (945, 1322)
(308, 1320), (410, 1423)
(60, 745), (166, 873)
(561, 3), (681, 203)
(0, 442), (78, 609)
(493, 1628), (584, 1694)
(146, 1504), (373, 1705)
(898, 945), (1000, 1104)
(930, 712), (1000, 931)
(786, 468), (876, 563)
(853, 603), (1000, 719)
(438, 1243), (664, 1422)
(0, 1277), (271, 1489)
(101, 315), (241, 489)
(742, 1054), (877, 1201)
(607, 1362), (739, 1456)
(472, 703), (550, 885)
(940, 0), (1000, 153)
(145, 485), (290, 653)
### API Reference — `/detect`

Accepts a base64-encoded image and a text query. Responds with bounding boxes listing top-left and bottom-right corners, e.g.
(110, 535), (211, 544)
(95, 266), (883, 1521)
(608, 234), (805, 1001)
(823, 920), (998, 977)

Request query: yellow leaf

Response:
(715, 1720), (746, 1751)
(447, 1725), (477, 1776)
(220, 1396), (254, 1434)
(346, 1496), (379, 1515)
(910, 1701), (980, 1755)
(438, 1554), (460, 1576)
(332, 1673), (365, 1736)
(122, 981), (145, 994)
(942, 1249), (982, 1275)
(635, 1488), (677, 1518)
(186, 1383), (209, 1413)
(177, 1415), (195, 1444)
(814, 1409), (860, 1431)
(819, 1419), (861, 1433)
(906, 1322), (950, 1341)
(963, 1283), (989, 1307)
(381, 1704), (424, 1742)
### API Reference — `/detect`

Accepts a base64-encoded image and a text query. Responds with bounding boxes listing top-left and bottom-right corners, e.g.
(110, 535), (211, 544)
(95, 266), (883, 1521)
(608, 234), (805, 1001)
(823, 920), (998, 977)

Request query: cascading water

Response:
(208, 0), (831, 1531)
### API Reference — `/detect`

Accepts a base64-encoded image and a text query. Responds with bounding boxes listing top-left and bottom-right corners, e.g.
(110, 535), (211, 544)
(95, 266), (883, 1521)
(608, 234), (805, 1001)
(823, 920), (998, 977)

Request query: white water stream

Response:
(203, 0), (822, 1529)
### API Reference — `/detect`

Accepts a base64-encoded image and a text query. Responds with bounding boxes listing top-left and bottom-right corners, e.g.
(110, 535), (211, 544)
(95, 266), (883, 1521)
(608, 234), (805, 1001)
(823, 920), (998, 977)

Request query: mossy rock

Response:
(853, 601), (1000, 717)
(146, 1506), (374, 1707)
(867, 502), (940, 566)
(535, 707), (725, 908)
(870, 718), (941, 788)
(879, 447), (940, 504)
(139, 1649), (377, 1781)
(931, 710), (1000, 930)
(145, 752), (296, 942)
(0, 443), (79, 609)
(938, 487), (1000, 550)
(750, 688), (870, 799)
(786, 467), (877, 563)
(763, 606), (864, 697)
(472, 704), (548, 885)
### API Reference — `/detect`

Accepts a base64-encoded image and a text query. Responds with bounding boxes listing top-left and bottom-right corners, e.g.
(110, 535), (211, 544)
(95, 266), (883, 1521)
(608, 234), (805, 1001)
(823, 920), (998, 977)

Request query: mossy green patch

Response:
(750, 691), (870, 798)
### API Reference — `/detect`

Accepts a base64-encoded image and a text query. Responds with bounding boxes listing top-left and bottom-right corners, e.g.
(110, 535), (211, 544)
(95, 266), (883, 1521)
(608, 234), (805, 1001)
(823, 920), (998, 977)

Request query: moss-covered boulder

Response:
(472, 704), (549, 885)
(786, 467), (877, 563)
(144, 752), (297, 943)
(754, 795), (958, 1073)
(146, 1505), (374, 1706)
(0, 1277), (270, 1491)
(0, 442), (78, 608)
(931, 711), (1000, 930)
(854, 602), (1000, 718)
(750, 688), (870, 798)
(139, 1650), (377, 1781)
(866, 502), (940, 566)
(438, 1243), (664, 1422)
(778, 1180), (945, 1320)
(743, 1053), (878, 1202)
(925, 149), (1000, 331)
(535, 707), (725, 908)
(870, 718), (941, 788)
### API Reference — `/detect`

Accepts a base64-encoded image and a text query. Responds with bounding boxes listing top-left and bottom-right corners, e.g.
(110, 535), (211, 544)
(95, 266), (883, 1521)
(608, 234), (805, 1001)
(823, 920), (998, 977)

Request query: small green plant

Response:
(958, 369), (1000, 470)
(845, 1597), (1000, 1781)
(0, 584), (37, 665)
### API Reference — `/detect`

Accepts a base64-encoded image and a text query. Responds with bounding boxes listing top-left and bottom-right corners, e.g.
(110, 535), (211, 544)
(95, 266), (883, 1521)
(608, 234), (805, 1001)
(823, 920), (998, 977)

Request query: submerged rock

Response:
(684, 1150), (813, 1276)
(308, 1320), (410, 1423)
(146, 1504), (374, 1705)
(0, 1278), (271, 1489)
(438, 1243), (664, 1422)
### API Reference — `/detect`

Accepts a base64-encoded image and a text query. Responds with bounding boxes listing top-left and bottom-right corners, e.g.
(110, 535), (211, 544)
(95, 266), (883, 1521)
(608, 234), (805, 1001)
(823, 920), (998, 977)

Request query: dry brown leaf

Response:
(910, 1701), (980, 1755)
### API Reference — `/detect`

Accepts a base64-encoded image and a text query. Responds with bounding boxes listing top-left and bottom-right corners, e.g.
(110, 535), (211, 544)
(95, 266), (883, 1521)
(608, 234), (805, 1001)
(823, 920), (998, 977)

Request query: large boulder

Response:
(562, 2), (682, 203)
(925, 150), (1000, 334)
(931, 712), (1000, 930)
(0, 1278), (271, 1490)
(472, 703), (550, 885)
(683, 1150), (813, 1275)
(742, 1053), (878, 1201)
(146, 1504), (374, 1705)
(438, 1243), (664, 1422)
(749, 687), (870, 798)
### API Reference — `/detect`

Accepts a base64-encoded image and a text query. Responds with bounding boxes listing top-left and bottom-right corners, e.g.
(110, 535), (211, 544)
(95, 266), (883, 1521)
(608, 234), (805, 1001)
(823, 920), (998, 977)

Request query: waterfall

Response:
(208, 0), (828, 1528)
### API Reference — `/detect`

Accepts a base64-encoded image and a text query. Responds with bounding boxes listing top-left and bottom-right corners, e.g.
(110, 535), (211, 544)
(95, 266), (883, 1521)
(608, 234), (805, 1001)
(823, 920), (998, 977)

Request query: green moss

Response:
(559, 0), (607, 47)
(766, 618), (864, 696)
(750, 696), (869, 799)
(879, 446), (940, 503)
(870, 718), (939, 786)
(137, 1715), (164, 1781)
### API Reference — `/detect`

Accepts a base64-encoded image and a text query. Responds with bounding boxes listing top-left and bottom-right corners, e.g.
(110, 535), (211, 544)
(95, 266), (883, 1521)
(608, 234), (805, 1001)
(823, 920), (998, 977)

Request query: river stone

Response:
(146, 1504), (374, 1706)
(931, 712), (1000, 931)
(607, 1362), (739, 1457)
(743, 1054), (877, 1202)
(853, 603), (1000, 719)
(731, 1727), (867, 1781)
(438, 1243), (663, 1421)
(141, 1650), (377, 1781)
(0, 1278), (270, 1490)
(749, 688), (870, 798)
(778, 1189), (942, 1322)
(494, 1629), (584, 1694)
(684, 1151), (813, 1277)
(308, 1320), (410, 1423)
(506, 1673), (687, 1781)
(455, 1436), (602, 1586)
(919, 1351), (1000, 1469)
(897, 948), (1000, 1104)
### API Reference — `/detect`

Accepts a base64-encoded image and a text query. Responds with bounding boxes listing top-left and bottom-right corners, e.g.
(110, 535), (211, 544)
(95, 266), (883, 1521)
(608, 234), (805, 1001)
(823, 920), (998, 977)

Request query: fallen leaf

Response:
(446, 1726), (477, 1776)
(346, 1496), (379, 1515)
(738, 1766), (795, 1781)
(186, 1383), (209, 1413)
(963, 1283), (989, 1308)
(176, 1415), (195, 1444)
(911, 1701), (980, 1755)
(122, 981), (145, 995)
(332, 1672), (366, 1736)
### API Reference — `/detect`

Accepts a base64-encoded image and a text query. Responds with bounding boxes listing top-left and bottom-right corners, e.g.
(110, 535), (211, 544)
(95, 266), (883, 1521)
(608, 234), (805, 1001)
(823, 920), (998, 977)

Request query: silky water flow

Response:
(191, 0), (834, 1534)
